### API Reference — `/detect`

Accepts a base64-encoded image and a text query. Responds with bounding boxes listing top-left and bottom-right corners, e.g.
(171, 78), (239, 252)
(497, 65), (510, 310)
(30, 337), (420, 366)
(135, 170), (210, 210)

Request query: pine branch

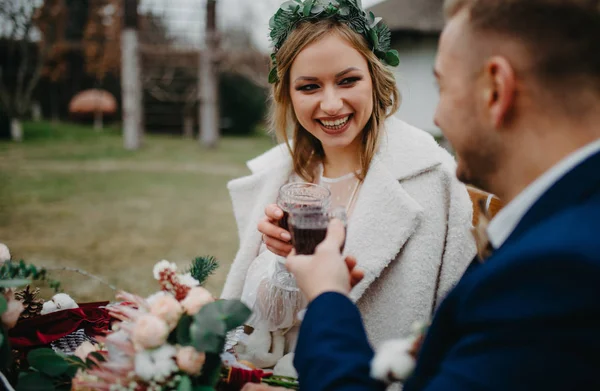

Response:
(187, 256), (219, 286)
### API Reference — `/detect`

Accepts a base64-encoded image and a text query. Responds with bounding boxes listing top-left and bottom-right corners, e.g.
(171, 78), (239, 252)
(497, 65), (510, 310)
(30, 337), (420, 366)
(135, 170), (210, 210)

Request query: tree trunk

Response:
(198, 0), (219, 148)
(121, 0), (142, 150)
(11, 118), (23, 142)
(183, 111), (194, 138)
(31, 102), (42, 122)
(94, 110), (103, 131)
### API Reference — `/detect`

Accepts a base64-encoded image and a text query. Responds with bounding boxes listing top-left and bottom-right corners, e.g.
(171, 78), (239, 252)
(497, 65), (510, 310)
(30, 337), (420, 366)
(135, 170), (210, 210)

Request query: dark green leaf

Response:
(0, 279), (31, 288)
(28, 348), (69, 377)
(368, 11), (376, 25)
(178, 375), (192, 391)
(192, 387), (215, 391)
(16, 372), (55, 391)
(204, 300), (251, 331)
(269, 67), (279, 84)
(369, 28), (379, 48)
(385, 50), (400, 67)
(177, 314), (194, 346)
(303, 0), (315, 17)
(0, 295), (7, 315)
(0, 332), (3, 349)
(191, 315), (225, 353)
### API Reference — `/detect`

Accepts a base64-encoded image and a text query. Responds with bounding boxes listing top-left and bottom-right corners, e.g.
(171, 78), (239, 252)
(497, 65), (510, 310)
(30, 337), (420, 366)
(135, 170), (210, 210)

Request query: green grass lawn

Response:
(0, 121), (275, 301)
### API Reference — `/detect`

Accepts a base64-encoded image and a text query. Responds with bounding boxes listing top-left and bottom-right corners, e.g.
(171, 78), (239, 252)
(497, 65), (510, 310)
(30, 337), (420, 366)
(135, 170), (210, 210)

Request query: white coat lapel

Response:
(346, 157), (424, 302)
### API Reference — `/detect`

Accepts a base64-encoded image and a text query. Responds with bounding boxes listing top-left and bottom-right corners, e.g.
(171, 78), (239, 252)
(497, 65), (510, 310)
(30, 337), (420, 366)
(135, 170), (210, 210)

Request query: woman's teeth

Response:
(319, 116), (350, 130)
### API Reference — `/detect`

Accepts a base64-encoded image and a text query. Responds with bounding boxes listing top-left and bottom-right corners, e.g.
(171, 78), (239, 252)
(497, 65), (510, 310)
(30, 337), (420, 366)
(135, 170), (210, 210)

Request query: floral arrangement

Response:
(1, 243), (285, 391)
(268, 0), (400, 83)
(370, 321), (428, 384)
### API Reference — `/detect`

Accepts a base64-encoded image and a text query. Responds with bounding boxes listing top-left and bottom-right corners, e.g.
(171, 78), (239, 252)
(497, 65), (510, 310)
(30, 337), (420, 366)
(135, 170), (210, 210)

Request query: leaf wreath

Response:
(268, 0), (400, 84)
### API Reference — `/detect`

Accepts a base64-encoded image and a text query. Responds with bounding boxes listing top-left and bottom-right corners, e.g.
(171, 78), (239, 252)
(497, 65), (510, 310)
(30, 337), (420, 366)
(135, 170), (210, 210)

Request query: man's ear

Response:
(482, 56), (516, 129)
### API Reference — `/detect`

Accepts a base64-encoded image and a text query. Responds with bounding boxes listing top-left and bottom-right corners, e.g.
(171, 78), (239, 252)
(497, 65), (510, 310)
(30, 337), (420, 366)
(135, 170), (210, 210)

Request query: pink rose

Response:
(132, 314), (169, 349)
(176, 346), (206, 376)
(1, 291), (24, 329)
(74, 341), (98, 361)
(180, 287), (214, 315)
(150, 294), (183, 331)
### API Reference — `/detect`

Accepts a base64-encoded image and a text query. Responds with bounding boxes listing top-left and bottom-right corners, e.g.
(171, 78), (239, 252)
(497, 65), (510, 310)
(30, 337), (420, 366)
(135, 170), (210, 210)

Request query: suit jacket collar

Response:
(505, 149), (600, 248)
(228, 117), (445, 302)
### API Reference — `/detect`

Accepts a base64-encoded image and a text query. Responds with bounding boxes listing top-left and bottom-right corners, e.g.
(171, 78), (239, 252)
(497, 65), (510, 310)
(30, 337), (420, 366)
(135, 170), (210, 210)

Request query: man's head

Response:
(434, 0), (600, 196)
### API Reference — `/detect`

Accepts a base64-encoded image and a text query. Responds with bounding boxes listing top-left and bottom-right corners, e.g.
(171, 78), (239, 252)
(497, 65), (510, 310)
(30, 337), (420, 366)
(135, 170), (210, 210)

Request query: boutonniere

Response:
(370, 321), (429, 383)
(471, 199), (494, 263)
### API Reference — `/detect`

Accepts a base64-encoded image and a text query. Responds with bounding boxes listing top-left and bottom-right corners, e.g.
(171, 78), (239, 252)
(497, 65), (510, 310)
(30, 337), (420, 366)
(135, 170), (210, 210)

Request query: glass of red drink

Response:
(276, 183), (331, 233)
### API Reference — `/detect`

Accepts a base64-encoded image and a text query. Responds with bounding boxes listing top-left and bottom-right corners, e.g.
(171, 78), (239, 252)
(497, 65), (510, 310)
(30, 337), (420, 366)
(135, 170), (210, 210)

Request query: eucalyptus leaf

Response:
(0, 295), (7, 315)
(311, 4), (324, 14)
(16, 372), (56, 391)
(385, 50), (400, 67)
(303, 0), (315, 17)
(178, 375), (193, 391)
(369, 28), (379, 48)
(203, 300), (251, 331)
(27, 348), (69, 377)
(192, 387), (215, 391)
(177, 314), (194, 346)
(368, 11), (375, 25)
(0, 279), (31, 288)
(370, 16), (382, 28)
(281, 0), (298, 11)
(191, 312), (226, 353)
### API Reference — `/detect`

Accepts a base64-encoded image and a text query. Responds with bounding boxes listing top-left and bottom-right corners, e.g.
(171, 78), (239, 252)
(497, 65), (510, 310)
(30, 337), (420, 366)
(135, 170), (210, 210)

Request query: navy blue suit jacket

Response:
(294, 150), (600, 391)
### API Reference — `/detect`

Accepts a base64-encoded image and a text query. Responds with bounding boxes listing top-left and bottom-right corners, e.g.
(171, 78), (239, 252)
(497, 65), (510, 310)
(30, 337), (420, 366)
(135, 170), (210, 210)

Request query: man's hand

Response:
(286, 219), (364, 302)
(241, 383), (288, 391)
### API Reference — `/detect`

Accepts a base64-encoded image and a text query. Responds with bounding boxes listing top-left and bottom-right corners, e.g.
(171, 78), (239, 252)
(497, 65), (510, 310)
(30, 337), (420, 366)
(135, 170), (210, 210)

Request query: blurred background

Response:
(0, 0), (445, 301)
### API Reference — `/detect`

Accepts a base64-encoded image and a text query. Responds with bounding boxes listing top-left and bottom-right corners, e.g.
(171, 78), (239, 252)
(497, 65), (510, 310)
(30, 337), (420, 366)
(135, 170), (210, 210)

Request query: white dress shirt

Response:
(487, 138), (600, 249)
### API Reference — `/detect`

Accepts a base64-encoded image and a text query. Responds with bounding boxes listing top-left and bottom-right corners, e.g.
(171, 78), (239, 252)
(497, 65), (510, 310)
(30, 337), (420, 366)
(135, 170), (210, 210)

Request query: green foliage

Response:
(15, 349), (85, 391)
(219, 73), (268, 136)
(187, 256), (219, 286)
(0, 260), (61, 292)
(190, 300), (251, 353)
(268, 0), (399, 83)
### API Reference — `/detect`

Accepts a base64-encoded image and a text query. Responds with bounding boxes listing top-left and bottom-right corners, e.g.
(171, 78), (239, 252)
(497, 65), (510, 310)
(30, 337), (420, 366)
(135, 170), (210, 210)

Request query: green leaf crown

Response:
(268, 0), (400, 84)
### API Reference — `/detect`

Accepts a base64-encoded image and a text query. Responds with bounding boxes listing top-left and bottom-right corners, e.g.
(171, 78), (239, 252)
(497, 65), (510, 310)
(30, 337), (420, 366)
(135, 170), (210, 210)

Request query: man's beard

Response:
(456, 136), (500, 193)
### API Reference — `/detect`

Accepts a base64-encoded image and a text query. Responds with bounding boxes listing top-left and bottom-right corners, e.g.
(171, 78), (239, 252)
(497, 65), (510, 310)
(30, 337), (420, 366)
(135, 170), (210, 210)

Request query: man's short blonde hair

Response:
(443, 0), (600, 93)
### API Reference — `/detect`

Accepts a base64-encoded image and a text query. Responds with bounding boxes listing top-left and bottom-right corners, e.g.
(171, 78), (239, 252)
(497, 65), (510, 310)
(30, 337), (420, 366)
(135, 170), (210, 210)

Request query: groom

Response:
(244, 0), (600, 390)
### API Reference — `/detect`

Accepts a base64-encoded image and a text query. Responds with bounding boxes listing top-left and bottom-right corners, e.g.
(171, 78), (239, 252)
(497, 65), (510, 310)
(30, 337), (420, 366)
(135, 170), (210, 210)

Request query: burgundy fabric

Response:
(8, 302), (111, 348)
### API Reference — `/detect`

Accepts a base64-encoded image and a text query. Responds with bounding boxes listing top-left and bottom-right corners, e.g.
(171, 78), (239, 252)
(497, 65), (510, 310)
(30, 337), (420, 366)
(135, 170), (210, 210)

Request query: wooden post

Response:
(121, 0), (143, 150)
(198, 0), (219, 148)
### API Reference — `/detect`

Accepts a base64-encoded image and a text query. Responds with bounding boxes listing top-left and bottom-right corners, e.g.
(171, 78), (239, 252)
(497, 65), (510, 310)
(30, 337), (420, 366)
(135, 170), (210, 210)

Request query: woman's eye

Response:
(297, 84), (319, 92)
(340, 77), (361, 85)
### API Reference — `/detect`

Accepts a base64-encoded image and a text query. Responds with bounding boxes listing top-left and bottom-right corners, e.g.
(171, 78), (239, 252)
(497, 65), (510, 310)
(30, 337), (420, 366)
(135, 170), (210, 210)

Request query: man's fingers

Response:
(350, 268), (365, 287)
(258, 217), (292, 242)
(345, 256), (358, 271)
(316, 219), (346, 253)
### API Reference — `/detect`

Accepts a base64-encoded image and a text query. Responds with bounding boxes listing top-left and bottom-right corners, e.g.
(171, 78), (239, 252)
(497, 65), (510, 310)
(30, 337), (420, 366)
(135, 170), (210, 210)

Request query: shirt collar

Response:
(487, 138), (600, 249)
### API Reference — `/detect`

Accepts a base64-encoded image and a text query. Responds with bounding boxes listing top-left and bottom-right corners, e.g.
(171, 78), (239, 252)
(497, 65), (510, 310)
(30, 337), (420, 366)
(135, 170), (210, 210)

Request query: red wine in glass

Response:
(276, 183), (331, 233)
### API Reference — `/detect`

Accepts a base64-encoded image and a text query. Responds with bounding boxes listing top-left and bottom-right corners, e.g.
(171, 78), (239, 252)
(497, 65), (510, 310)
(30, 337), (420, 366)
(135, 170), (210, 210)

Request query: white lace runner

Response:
(235, 169), (361, 357)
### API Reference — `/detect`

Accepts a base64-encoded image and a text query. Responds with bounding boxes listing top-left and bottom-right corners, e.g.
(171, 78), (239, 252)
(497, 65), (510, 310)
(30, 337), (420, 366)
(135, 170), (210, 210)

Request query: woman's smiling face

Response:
(289, 32), (374, 153)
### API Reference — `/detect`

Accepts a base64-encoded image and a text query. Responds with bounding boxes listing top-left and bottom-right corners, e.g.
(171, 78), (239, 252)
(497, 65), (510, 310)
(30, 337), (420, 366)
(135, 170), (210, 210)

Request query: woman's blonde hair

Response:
(269, 19), (400, 183)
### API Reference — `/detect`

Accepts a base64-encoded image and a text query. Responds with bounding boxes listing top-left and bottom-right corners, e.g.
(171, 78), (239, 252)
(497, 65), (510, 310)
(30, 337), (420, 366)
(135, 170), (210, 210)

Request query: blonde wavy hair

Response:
(269, 19), (400, 183)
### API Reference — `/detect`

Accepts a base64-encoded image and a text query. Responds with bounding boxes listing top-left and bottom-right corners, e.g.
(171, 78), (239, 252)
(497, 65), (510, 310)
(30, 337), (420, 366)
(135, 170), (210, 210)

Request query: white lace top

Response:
(238, 168), (361, 355)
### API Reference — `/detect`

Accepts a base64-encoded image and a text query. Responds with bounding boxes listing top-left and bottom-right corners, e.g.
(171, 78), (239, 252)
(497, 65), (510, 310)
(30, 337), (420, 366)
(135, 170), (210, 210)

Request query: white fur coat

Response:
(221, 117), (476, 347)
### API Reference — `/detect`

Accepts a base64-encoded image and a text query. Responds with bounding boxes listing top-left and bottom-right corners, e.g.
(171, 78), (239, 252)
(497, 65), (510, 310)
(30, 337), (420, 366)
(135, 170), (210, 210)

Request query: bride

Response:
(221, 0), (475, 375)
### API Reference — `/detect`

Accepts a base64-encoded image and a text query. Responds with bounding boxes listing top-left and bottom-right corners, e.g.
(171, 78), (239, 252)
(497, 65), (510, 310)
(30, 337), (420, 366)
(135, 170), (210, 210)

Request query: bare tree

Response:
(0, 0), (64, 141)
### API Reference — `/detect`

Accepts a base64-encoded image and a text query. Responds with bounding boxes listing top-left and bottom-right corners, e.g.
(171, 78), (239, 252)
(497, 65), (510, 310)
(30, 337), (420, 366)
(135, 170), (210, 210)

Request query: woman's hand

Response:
(257, 204), (293, 257)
